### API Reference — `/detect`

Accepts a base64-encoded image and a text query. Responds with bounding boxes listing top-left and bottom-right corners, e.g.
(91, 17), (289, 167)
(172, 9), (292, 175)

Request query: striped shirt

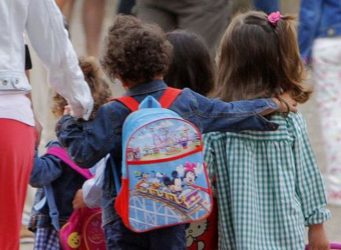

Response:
(204, 113), (331, 250)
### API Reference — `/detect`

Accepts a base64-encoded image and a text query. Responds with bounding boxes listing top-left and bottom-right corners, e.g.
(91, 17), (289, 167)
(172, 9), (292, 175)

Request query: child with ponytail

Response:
(204, 11), (331, 250)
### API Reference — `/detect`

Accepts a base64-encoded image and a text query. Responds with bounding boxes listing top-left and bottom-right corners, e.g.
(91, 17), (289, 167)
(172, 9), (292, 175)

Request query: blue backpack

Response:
(114, 88), (213, 232)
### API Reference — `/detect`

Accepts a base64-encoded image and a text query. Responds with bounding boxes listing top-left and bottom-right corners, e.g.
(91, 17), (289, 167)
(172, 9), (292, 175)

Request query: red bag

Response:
(186, 198), (218, 250)
(59, 207), (106, 250)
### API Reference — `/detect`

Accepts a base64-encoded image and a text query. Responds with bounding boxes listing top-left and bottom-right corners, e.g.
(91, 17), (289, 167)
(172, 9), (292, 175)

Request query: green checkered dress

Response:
(204, 113), (331, 250)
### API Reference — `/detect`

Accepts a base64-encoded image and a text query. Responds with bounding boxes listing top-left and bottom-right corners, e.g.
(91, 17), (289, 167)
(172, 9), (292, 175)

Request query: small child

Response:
(28, 57), (111, 250)
(204, 11), (331, 249)
(56, 15), (297, 250)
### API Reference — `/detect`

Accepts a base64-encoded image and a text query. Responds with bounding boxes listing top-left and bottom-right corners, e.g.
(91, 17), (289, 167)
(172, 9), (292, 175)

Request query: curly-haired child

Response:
(204, 11), (331, 250)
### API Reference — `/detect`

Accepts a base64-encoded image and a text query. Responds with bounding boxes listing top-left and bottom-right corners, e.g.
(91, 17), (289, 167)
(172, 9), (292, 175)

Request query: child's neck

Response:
(122, 75), (164, 89)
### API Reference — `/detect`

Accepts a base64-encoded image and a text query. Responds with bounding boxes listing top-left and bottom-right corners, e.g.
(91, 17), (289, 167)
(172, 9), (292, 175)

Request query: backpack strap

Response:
(159, 87), (182, 108)
(113, 87), (182, 111)
(114, 96), (140, 112)
(44, 185), (60, 230)
(46, 146), (93, 179)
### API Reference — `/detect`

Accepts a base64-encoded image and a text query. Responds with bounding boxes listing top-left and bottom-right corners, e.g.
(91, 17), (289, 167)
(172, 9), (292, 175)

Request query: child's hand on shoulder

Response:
(308, 224), (329, 250)
(272, 92), (298, 114)
(72, 189), (86, 209)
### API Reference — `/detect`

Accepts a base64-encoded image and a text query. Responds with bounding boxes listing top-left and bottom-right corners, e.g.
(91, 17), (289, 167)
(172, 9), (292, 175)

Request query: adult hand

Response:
(63, 105), (72, 116)
(72, 189), (86, 209)
(34, 117), (43, 149)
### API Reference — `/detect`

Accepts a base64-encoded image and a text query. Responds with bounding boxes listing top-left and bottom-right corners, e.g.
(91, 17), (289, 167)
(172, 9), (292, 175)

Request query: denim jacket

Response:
(29, 141), (86, 230)
(56, 80), (279, 225)
(298, 0), (341, 61)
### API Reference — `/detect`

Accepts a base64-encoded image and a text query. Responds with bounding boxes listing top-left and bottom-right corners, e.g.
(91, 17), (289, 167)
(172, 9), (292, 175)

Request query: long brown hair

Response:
(215, 11), (311, 103)
(52, 57), (112, 119)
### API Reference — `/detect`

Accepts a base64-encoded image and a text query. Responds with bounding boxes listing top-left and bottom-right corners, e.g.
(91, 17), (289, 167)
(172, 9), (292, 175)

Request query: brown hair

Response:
(52, 57), (112, 119)
(215, 11), (311, 103)
(101, 15), (173, 85)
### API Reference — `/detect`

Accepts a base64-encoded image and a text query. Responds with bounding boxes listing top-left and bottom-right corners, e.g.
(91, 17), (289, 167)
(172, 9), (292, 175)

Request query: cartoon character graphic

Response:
(183, 162), (197, 186)
(163, 170), (183, 194)
(179, 127), (190, 149)
(135, 171), (150, 188)
(186, 220), (208, 250)
(67, 232), (81, 248)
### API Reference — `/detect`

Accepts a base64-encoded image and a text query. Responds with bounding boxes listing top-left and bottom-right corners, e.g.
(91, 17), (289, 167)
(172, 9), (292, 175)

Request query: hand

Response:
(72, 189), (86, 209)
(272, 92), (298, 113)
(308, 224), (329, 250)
(34, 117), (43, 149)
(63, 105), (72, 116)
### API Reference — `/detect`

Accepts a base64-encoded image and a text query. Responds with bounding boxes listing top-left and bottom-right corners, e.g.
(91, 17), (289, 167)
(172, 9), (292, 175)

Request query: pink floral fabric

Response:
(312, 37), (341, 205)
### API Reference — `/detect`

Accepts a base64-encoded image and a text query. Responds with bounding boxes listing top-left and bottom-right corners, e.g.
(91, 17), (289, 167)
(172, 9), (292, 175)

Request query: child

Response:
(56, 15), (297, 250)
(299, 0), (341, 205)
(29, 57), (111, 249)
(165, 30), (218, 250)
(165, 30), (215, 96)
(204, 11), (331, 249)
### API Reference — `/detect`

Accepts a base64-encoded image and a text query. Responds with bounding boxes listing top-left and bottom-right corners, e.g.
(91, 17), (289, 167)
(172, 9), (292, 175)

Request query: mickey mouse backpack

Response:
(114, 87), (213, 232)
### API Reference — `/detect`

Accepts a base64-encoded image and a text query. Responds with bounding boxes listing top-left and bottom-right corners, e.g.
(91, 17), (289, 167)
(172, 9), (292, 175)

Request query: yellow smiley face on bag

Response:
(68, 232), (81, 248)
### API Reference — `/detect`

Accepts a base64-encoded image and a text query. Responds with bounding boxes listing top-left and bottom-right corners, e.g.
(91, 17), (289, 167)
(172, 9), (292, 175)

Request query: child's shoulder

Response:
(285, 112), (308, 131)
(45, 140), (62, 149)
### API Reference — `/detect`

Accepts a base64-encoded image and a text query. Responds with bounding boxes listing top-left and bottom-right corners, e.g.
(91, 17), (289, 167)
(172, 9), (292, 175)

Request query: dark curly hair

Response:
(101, 15), (173, 85)
(52, 57), (112, 119)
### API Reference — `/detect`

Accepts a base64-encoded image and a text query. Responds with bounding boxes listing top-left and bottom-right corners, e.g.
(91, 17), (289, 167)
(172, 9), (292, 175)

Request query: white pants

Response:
(313, 37), (341, 205)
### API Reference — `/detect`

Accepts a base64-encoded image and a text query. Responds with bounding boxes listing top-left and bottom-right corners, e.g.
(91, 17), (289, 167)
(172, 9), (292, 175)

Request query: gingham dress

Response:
(203, 113), (331, 250)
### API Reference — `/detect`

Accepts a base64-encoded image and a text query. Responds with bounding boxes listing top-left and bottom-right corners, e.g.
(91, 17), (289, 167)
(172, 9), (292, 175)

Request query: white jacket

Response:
(0, 0), (93, 119)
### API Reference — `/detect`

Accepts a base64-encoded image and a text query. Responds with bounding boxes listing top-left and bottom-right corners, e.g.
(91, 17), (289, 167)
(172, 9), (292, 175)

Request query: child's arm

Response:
(57, 102), (126, 167)
(291, 114), (331, 241)
(174, 89), (294, 133)
(308, 224), (329, 250)
(30, 150), (63, 188)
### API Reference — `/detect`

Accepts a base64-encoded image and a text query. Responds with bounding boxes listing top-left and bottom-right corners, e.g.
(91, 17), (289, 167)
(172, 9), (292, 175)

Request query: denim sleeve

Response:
(56, 103), (126, 168)
(175, 89), (279, 133)
(298, 0), (323, 62)
(30, 151), (63, 188)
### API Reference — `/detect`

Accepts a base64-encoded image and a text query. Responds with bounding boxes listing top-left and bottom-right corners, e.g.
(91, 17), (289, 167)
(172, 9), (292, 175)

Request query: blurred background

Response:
(21, 0), (340, 249)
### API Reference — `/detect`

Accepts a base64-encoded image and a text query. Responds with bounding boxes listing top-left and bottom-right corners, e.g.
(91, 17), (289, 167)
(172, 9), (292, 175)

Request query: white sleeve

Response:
(25, 0), (93, 120)
(82, 157), (107, 208)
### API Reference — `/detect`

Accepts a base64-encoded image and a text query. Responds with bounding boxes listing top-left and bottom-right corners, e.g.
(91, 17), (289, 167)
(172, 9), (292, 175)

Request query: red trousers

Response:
(0, 119), (35, 250)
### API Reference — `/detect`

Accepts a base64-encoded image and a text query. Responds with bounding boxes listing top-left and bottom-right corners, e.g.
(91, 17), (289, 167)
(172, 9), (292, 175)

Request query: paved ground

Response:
(20, 1), (340, 249)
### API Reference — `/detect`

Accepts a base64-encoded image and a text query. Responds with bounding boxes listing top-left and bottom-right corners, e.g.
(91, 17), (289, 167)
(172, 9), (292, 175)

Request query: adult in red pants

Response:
(0, 120), (36, 249)
(0, 0), (93, 248)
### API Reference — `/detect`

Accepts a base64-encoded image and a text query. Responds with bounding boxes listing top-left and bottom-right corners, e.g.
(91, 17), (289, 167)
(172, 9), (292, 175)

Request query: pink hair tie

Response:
(267, 11), (282, 26)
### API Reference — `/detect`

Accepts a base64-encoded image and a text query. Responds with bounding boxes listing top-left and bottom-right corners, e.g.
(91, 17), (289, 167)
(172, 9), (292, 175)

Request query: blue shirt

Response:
(56, 80), (279, 225)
